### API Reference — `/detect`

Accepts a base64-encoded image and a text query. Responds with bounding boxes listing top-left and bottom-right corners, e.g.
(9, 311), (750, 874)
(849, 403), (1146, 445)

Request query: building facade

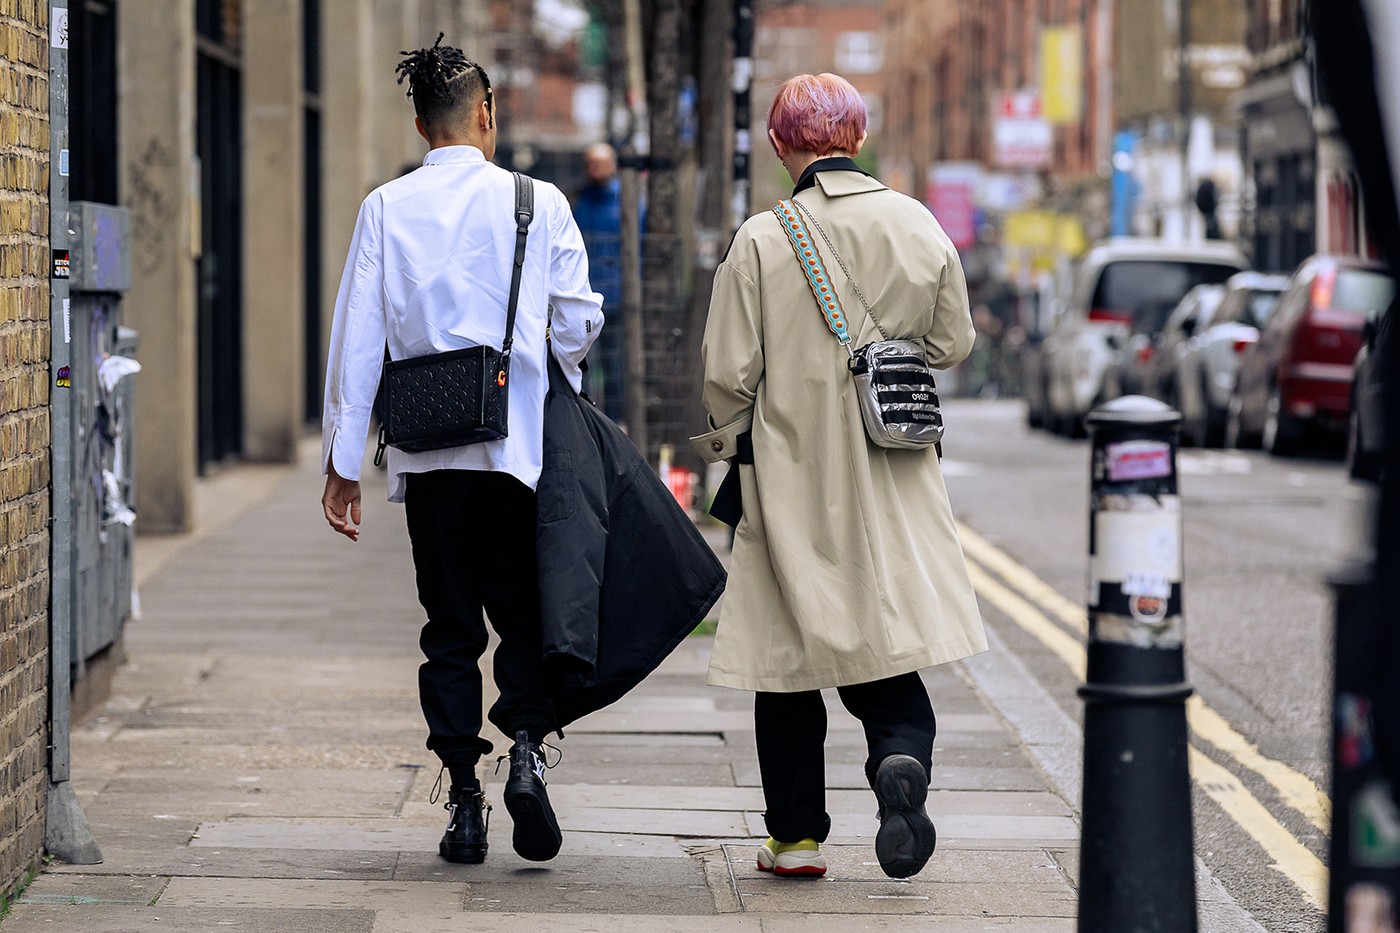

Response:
(0, 0), (52, 901)
(1237, 0), (1315, 272)
(882, 0), (1112, 207)
(1116, 0), (1249, 241)
(751, 0), (885, 209)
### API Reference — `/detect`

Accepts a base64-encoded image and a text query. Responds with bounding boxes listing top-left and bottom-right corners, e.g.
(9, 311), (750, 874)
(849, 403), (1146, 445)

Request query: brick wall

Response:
(0, 0), (51, 901)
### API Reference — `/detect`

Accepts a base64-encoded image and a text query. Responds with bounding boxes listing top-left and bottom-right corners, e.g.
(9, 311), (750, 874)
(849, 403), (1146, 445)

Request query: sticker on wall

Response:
(63, 298), (70, 344)
(59, 149), (69, 177)
(55, 366), (71, 388)
(51, 8), (68, 49)
(52, 250), (69, 278)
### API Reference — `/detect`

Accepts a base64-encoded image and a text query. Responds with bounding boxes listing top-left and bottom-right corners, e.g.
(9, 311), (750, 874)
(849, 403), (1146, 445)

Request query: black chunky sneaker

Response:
(873, 754), (937, 879)
(501, 730), (562, 861)
(438, 784), (490, 864)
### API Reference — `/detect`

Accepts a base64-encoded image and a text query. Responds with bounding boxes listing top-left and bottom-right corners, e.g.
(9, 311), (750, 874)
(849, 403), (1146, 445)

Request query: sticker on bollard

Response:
(1104, 439), (1173, 482)
(1090, 494), (1183, 647)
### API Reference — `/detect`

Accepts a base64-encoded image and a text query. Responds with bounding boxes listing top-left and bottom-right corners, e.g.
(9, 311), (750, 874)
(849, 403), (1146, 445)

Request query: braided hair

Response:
(395, 33), (493, 130)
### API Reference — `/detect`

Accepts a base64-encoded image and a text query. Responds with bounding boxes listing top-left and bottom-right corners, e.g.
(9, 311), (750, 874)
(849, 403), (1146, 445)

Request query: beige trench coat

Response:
(693, 170), (987, 692)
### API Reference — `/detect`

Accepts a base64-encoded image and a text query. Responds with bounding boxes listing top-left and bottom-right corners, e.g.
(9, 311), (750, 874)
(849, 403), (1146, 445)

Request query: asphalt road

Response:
(941, 398), (1369, 932)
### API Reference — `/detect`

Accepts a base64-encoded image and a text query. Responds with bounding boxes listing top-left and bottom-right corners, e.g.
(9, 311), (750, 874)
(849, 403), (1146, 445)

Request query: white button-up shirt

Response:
(322, 145), (604, 502)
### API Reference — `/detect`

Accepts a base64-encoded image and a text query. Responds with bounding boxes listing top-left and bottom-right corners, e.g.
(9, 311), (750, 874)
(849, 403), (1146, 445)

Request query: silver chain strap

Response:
(792, 198), (888, 341)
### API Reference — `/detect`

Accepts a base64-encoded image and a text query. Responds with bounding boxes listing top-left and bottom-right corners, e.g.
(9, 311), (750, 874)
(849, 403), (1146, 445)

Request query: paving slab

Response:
(392, 852), (701, 884)
(459, 878), (715, 914)
(17, 872), (168, 906)
(370, 913), (763, 933)
(42, 845), (399, 880)
(2, 905), (376, 933)
(553, 805), (748, 837)
(157, 877), (465, 912)
(188, 819), (694, 859)
(759, 917), (1075, 932)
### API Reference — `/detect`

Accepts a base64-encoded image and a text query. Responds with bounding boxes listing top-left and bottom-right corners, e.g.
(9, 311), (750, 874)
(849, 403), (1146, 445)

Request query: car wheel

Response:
(1181, 405), (1203, 448)
(1262, 386), (1299, 456)
(1200, 374), (1226, 448)
(1225, 395), (1258, 450)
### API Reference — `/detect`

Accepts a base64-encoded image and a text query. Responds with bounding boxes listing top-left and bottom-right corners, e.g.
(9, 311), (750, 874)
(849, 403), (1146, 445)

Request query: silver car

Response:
(1043, 238), (1247, 436)
(1175, 272), (1289, 447)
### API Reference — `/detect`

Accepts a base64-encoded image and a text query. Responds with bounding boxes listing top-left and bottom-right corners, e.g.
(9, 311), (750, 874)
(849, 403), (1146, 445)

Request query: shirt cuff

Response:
(690, 412), (753, 463)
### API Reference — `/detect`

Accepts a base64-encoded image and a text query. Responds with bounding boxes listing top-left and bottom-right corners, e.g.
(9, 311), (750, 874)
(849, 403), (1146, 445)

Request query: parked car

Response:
(1228, 256), (1396, 455)
(1348, 301), (1390, 480)
(1108, 283), (1226, 406)
(1174, 272), (1289, 447)
(1042, 238), (1247, 435)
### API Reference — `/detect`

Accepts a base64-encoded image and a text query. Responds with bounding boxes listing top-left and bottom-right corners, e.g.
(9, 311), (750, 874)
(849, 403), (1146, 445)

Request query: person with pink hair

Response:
(692, 73), (985, 880)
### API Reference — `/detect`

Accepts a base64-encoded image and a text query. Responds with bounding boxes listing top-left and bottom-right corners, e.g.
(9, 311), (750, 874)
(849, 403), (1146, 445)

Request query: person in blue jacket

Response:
(572, 143), (627, 422)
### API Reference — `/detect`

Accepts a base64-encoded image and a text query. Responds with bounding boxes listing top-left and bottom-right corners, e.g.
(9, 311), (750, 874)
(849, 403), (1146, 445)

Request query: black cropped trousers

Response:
(754, 671), (936, 843)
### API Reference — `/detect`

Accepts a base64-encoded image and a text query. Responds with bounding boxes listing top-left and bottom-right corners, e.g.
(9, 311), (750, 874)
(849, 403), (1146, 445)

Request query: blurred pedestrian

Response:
(572, 142), (627, 421)
(692, 72), (987, 881)
(320, 35), (603, 866)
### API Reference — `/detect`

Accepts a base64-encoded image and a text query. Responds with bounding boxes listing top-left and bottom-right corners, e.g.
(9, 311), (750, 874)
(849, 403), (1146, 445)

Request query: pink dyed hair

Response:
(767, 73), (867, 155)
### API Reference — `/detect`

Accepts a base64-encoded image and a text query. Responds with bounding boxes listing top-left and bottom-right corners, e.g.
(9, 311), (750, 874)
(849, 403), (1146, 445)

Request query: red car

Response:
(1227, 256), (1396, 455)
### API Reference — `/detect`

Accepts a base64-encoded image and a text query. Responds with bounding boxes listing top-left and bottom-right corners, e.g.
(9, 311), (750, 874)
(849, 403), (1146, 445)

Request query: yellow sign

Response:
(1041, 27), (1083, 125)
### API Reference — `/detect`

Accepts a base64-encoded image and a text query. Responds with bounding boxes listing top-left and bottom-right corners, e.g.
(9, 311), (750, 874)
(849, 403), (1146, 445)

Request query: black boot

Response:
(502, 730), (562, 861)
(438, 784), (489, 864)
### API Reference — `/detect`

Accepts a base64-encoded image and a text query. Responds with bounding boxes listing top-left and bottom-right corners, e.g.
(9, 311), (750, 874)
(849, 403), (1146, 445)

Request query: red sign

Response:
(992, 90), (1052, 169)
(926, 163), (981, 251)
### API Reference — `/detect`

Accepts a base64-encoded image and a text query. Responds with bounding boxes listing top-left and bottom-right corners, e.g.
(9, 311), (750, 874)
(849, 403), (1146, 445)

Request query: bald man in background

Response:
(572, 143), (627, 423)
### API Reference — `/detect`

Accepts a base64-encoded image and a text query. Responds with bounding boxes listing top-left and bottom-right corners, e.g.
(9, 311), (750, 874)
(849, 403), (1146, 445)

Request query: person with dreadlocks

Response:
(320, 35), (604, 865)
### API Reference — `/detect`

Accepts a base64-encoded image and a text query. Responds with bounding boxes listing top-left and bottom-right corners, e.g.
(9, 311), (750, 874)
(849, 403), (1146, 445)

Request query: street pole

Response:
(46, 0), (102, 865)
(1078, 396), (1195, 933)
(619, 0), (648, 458)
(730, 0), (753, 233)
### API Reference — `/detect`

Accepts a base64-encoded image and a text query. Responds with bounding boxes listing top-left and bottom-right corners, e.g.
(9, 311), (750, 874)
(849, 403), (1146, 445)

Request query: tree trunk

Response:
(678, 0), (733, 473)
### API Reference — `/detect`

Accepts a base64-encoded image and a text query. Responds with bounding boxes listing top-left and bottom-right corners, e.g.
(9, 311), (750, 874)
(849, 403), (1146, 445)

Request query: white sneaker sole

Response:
(757, 846), (827, 877)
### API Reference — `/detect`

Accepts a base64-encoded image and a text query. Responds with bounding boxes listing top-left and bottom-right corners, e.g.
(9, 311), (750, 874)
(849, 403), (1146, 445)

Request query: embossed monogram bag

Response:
(376, 172), (534, 463)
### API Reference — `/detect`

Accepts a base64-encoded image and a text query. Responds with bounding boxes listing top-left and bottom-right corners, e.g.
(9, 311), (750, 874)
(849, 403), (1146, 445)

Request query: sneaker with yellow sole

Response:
(756, 837), (827, 877)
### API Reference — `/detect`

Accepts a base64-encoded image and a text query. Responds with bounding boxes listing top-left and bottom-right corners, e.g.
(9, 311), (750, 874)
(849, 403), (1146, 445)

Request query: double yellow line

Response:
(957, 521), (1330, 911)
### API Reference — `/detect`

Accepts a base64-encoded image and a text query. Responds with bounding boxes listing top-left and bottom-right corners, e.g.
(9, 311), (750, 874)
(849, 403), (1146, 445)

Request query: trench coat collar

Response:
(792, 157), (886, 197)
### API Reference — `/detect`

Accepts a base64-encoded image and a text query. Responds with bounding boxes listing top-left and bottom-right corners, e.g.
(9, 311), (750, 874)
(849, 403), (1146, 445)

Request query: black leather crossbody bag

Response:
(375, 172), (534, 465)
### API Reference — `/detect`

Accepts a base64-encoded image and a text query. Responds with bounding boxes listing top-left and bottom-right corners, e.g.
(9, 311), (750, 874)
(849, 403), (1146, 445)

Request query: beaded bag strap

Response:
(773, 199), (853, 357)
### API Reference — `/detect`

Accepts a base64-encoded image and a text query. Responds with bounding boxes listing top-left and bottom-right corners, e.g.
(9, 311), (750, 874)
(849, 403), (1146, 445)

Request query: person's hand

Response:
(322, 466), (362, 542)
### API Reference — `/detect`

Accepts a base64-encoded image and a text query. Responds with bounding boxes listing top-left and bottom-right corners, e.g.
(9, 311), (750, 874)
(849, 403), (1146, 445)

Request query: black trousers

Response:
(754, 671), (937, 843)
(404, 470), (556, 771)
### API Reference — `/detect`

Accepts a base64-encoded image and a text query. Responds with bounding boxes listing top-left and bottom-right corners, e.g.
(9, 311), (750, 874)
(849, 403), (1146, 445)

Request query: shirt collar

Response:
(793, 156), (871, 194)
(422, 145), (487, 166)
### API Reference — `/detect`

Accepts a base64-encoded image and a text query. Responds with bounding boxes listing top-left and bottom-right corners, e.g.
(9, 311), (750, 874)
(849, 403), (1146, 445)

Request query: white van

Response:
(1042, 238), (1247, 435)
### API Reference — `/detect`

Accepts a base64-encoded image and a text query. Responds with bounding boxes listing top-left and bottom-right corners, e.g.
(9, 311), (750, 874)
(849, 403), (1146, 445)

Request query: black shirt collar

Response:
(793, 156), (872, 194)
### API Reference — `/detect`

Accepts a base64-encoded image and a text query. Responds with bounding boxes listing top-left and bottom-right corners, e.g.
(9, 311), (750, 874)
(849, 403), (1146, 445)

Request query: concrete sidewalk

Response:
(9, 447), (1081, 931)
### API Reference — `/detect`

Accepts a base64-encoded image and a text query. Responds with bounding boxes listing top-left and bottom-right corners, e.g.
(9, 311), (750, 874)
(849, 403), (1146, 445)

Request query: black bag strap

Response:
(502, 171), (534, 357)
(381, 171), (534, 367)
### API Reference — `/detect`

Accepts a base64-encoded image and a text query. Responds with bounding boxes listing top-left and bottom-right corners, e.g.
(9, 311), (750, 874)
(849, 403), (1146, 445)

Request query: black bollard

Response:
(1328, 561), (1400, 931)
(1078, 396), (1197, 933)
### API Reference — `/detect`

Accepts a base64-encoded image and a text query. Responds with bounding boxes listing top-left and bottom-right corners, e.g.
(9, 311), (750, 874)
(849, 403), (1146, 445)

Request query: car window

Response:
(1237, 289), (1283, 329)
(1331, 269), (1397, 317)
(1090, 261), (1240, 335)
(1267, 278), (1311, 333)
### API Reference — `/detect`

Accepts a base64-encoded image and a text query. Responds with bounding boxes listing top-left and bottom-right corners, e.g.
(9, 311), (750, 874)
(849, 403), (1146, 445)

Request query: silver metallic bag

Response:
(773, 198), (944, 450)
